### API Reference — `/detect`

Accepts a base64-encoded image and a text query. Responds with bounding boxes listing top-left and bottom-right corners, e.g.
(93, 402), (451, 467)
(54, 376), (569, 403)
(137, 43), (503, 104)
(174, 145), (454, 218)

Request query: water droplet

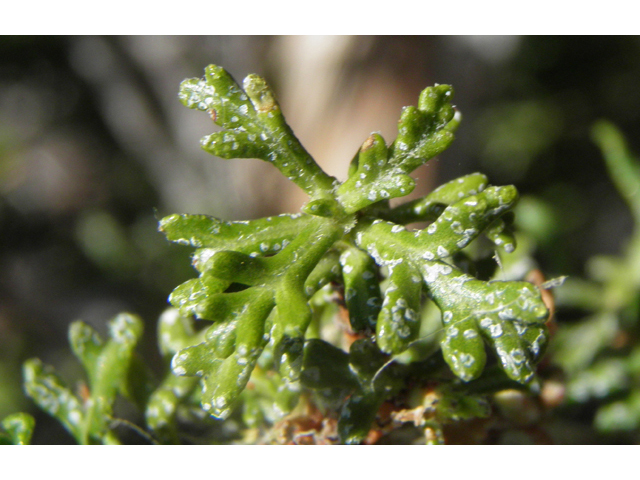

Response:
(463, 329), (478, 339)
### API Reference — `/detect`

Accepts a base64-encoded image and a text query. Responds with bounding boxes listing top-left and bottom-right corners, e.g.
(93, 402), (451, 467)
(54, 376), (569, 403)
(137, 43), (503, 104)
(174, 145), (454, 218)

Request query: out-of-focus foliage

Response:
(23, 313), (153, 444)
(551, 122), (640, 440)
(0, 412), (34, 445)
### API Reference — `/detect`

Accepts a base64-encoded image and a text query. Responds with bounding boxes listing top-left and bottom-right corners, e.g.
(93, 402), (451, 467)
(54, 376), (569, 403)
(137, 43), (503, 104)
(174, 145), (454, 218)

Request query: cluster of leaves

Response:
(21, 314), (154, 444)
(552, 121), (640, 436)
(158, 65), (550, 443)
(19, 309), (227, 445)
(16, 65), (552, 444)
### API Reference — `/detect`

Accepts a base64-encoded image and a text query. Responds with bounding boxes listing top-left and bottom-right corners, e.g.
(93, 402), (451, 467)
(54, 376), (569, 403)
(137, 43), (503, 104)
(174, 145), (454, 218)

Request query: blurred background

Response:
(2, 35), (640, 443)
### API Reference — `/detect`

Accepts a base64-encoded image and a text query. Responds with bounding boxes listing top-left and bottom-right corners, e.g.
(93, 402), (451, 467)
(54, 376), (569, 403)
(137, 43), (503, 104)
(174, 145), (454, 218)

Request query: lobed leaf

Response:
(380, 172), (489, 224)
(159, 212), (311, 260)
(337, 133), (416, 213)
(179, 65), (336, 200)
(428, 268), (549, 383)
(376, 260), (422, 354)
(167, 65), (553, 437)
(23, 358), (86, 443)
(24, 313), (144, 444)
(389, 84), (459, 173)
(168, 216), (342, 419)
(355, 184), (548, 385)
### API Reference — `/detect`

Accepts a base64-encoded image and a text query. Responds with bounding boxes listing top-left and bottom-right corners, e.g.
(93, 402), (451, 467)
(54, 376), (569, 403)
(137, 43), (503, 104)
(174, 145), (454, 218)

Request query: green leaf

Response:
(430, 271), (549, 383)
(390, 84), (459, 172)
(179, 65), (337, 199)
(145, 309), (203, 441)
(376, 260), (422, 354)
(336, 86), (459, 213)
(168, 214), (342, 419)
(159, 212), (311, 257)
(338, 392), (382, 445)
(24, 313), (144, 444)
(168, 272), (230, 320)
(595, 390), (640, 433)
(302, 338), (403, 444)
(355, 184), (548, 384)
(23, 358), (85, 443)
(0, 413), (35, 445)
(381, 173), (489, 224)
(566, 358), (629, 403)
(337, 133), (416, 213)
(552, 312), (619, 375)
(173, 287), (274, 419)
(592, 120), (640, 223)
(340, 246), (381, 332)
